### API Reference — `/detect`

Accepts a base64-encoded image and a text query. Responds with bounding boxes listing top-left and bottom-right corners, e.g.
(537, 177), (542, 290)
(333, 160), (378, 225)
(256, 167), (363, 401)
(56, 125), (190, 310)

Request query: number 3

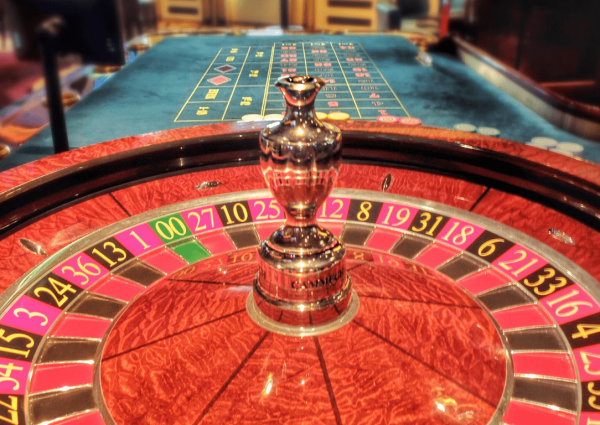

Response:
(589, 382), (600, 410)
(13, 308), (48, 326)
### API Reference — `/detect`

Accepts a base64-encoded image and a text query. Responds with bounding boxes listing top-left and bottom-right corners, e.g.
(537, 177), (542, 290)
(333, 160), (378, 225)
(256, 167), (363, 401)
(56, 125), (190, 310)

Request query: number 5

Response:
(267, 200), (281, 218)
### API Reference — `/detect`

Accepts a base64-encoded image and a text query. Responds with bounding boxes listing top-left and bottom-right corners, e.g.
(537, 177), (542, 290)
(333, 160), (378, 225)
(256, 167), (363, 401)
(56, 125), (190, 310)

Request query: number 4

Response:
(573, 324), (600, 340)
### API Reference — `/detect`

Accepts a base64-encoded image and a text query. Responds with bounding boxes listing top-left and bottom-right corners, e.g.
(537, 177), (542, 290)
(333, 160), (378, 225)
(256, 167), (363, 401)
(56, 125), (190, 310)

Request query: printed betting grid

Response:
(175, 42), (409, 123)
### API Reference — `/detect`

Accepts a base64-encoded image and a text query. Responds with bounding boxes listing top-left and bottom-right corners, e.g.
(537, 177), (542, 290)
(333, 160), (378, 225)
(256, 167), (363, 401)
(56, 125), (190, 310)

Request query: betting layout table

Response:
(1, 34), (598, 171)
(0, 115), (600, 424)
(174, 41), (409, 122)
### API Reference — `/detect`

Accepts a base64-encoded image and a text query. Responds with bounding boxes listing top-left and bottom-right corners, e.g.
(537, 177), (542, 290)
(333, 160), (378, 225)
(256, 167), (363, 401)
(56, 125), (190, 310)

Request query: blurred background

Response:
(0, 0), (598, 135)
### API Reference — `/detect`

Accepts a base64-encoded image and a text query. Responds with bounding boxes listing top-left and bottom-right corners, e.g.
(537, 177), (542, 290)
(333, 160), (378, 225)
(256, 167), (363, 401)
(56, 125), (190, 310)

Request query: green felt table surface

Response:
(2, 34), (598, 170)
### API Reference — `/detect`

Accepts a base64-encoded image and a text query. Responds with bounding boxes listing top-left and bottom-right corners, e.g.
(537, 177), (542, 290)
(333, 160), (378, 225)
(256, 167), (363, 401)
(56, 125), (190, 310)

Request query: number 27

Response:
(187, 208), (215, 232)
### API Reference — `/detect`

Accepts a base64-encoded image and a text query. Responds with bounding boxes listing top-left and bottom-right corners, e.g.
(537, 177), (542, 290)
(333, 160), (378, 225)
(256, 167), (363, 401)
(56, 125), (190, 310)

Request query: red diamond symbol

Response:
(215, 65), (235, 73)
(208, 76), (231, 85)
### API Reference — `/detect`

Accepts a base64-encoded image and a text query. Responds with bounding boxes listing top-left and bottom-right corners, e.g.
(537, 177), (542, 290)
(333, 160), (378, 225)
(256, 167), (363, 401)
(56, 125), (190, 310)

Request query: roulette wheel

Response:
(0, 74), (599, 425)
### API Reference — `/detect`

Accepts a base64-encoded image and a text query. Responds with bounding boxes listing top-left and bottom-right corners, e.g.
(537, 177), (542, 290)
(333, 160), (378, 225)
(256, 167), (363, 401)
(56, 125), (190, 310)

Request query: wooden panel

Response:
(472, 0), (600, 83)
(158, 0), (203, 21)
(225, 0), (280, 25)
(314, 0), (378, 31)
